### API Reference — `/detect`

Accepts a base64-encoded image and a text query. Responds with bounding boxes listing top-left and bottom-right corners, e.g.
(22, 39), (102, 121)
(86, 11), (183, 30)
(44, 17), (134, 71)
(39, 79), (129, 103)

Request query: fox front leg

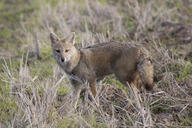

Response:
(69, 79), (82, 109)
(71, 85), (82, 108)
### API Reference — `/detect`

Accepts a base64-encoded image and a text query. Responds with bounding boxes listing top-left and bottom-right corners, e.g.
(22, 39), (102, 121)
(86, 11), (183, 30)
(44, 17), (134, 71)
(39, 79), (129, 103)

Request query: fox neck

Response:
(64, 49), (80, 73)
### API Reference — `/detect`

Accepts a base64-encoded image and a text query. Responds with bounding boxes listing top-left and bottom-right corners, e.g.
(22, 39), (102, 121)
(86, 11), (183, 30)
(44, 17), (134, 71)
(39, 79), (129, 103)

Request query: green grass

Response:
(122, 14), (134, 30)
(178, 62), (192, 81)
(0, 58), (21, 75)
(97, 0), (107, 5)
(103, 75), (129, 92)
(166, 60), (192, 81)
(180, 114), (192, 126)
(0, 0), (38, 54)
(0, 80), (18, 125)
(29, 59), (54, 79)
(57, 83), (69, 95)
(0, 0), (192, 127)
(151, 100), (173, 114)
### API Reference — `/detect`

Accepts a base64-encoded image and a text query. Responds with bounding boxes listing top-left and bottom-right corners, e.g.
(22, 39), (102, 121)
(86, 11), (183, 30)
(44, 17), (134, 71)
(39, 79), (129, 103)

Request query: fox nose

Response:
(60, 57), (64, 62)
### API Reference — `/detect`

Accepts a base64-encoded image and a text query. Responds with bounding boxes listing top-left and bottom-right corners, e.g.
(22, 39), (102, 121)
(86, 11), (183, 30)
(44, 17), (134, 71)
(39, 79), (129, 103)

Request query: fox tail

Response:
(137, 49), (154, 90)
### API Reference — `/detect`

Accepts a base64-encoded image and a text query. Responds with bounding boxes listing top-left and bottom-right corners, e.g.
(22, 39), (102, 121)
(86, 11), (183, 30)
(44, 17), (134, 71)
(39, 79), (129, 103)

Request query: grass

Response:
(178, 62), (192, 81)
(0, 80), (18, 125)
(0, 0), (192, 127)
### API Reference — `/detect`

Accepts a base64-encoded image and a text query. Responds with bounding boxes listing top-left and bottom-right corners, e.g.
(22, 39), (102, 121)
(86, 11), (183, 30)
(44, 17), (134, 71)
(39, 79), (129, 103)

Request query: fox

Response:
(50, 32), (154, 107)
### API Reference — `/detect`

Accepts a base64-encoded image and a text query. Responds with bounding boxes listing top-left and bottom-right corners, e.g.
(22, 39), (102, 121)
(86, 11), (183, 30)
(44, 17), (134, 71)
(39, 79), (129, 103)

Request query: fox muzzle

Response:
(60, 57), (64, 63)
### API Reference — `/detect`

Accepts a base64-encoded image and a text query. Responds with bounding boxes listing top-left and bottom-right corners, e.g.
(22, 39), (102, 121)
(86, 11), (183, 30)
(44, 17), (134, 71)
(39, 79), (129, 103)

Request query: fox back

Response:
(81, 42), (153, 89)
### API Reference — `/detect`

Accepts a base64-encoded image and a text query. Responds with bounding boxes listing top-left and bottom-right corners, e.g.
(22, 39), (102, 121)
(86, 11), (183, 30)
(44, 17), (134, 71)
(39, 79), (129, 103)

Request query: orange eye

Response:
(65, 49), (69, 52)
(56, 49), (60, 53)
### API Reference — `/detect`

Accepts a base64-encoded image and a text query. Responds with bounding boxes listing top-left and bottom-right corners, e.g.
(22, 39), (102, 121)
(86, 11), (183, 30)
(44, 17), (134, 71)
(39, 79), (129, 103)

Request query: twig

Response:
(34, 31), (42, 60)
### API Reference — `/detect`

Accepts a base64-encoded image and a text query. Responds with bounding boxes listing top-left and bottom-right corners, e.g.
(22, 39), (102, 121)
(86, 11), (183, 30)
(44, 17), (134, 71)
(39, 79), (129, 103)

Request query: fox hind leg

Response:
(89, 80), (97, 97)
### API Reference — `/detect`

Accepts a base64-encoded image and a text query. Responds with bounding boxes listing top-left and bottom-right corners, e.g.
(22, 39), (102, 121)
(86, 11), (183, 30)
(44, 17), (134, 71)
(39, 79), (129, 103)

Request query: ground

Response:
(0, 0), (192, 127)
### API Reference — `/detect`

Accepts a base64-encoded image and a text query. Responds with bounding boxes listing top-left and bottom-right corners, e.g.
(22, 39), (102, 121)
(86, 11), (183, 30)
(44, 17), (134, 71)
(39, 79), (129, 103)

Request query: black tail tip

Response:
(145, 84), (153, 91)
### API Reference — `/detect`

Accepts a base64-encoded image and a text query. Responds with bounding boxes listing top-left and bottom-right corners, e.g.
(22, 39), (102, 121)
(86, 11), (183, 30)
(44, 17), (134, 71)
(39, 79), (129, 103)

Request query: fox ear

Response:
(70, 32), (75, 45)
(50, 32), (59, 44)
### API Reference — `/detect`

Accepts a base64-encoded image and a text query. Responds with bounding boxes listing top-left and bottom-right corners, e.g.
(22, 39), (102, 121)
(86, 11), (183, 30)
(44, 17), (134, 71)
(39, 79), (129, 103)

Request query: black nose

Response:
(61, 58), (64, 62)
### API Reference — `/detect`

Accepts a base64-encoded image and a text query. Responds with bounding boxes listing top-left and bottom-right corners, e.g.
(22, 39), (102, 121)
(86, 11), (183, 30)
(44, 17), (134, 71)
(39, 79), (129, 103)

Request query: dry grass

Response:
(0, 0), (192, 127)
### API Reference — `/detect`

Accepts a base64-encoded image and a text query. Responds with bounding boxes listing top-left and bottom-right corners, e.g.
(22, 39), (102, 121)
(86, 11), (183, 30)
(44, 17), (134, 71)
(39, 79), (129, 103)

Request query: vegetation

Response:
(0, 0), (192, 127)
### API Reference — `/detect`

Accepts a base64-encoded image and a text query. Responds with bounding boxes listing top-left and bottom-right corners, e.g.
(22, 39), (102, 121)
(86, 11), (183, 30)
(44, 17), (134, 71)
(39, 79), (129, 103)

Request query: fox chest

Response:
(66, 69), (92, 85)
(67, 73), (84, 85)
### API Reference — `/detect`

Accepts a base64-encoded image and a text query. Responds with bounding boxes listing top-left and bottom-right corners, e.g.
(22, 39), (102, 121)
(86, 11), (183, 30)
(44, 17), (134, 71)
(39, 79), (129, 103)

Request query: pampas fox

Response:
(50, 32), (154, 106)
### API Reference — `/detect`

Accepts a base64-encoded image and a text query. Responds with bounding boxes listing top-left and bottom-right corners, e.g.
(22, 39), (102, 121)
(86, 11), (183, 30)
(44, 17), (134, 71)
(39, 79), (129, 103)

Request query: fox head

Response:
(50, 32), (80, 70)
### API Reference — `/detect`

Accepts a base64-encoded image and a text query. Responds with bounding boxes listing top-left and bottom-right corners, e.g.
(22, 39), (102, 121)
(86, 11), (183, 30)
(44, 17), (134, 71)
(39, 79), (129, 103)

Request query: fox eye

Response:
(65, 49), (70, 52)
(55, 49), (60, 53)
